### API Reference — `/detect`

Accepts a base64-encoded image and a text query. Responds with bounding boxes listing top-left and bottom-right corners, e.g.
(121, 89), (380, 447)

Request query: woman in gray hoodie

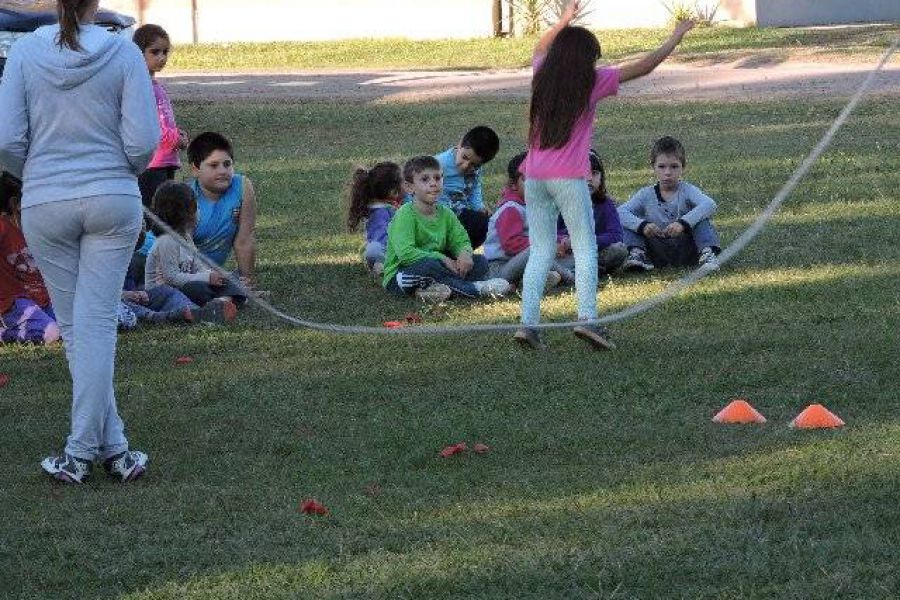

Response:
(0, 0), (160, 484)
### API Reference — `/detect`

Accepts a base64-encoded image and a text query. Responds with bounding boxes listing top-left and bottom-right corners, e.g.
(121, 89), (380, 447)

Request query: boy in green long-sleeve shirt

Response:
(383, 156), (511, 301)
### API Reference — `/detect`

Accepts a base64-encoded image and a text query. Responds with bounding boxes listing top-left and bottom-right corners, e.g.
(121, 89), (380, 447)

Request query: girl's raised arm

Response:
(535, 0), (581, 55)
(617, 19), (695, 83)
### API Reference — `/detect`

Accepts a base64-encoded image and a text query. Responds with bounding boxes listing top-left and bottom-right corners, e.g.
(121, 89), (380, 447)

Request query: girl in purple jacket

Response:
(347, 162), (403, 280)
(556, 150), (627, 277)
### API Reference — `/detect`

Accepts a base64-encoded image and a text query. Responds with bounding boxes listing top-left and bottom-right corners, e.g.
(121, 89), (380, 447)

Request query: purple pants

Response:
(0, 298), (59, 344)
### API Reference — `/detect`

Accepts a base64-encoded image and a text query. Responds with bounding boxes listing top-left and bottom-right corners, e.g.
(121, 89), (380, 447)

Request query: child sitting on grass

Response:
(619, 136), (721, 271)
(0, 172), (59, 344)
(383, 156), (511, 302)
(145, 182), (243, 319)
(556, 150), (628, 277)
(432, 125), (500, 249)
(346, 161), (403, 280)
(484, 151), (571, 289)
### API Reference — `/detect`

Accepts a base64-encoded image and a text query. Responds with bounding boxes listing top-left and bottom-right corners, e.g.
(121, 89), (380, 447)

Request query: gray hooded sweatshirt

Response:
(0, 24), (159, 209)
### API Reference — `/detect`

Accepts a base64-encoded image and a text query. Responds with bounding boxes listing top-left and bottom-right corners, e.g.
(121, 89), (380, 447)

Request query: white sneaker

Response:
(545, 270), (562, 291)
(415, 283), (452, 303)
(698, 246), (720, 271)
(474, 278), (512, 297)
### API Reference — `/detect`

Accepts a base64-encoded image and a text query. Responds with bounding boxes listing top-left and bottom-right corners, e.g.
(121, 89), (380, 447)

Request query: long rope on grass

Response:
(144, 36), (899, 336)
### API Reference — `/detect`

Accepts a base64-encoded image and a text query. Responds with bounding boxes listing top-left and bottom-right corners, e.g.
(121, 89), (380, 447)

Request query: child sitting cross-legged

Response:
(0, 172), (59, 344)
(346, 161), (403, 280)
(145, 182), (243, 319)
(619, 136), (721, 271)
(484, 151), (571, 289)
(383, 156), (511, 302)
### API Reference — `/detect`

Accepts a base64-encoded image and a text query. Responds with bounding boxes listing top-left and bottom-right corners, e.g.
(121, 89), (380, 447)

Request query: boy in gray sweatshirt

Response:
(618, 136), (721, 271)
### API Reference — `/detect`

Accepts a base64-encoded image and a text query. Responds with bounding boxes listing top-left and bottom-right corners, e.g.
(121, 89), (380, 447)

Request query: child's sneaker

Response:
(698, 246), (720, 271)
(103, 450), (148, 483)
(623, 248), (654, 272)
(197, 298), (238, 323)
(514, 327), (546, 350)
(573, 323), (616, 351)
(415, 283), (452, 303)
(474, 278), (512, 298)
(545, 270), (562, 290)
(41, 453), (92, 484)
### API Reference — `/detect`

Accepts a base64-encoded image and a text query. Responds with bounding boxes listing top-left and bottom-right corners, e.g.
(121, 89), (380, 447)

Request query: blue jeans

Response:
(22, 195), (143, 462)
(521, 178), (598, 325)
(623, 219), (720, 267)
(387, 255), (489, 298)
(125, 285), (198, 323)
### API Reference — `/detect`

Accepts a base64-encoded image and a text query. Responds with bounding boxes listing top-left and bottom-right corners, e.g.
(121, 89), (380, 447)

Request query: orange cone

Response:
(712, 399), (767, 424)
(790, 404), (845, 429)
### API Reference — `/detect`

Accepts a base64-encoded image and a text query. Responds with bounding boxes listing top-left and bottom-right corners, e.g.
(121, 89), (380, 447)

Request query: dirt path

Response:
(163, 56), (900, 103)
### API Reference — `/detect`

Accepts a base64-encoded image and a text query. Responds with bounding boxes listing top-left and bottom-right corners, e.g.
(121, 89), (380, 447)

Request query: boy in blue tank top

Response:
(187, 132), (259, 290)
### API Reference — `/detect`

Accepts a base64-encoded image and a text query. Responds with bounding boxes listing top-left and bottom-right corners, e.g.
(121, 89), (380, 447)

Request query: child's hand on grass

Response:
(442, 256), (461, 275)
(209, 271), (226, 286)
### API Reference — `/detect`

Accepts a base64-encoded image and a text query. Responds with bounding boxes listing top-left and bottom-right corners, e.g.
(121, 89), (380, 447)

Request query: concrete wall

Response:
(754, 0), (900, 27)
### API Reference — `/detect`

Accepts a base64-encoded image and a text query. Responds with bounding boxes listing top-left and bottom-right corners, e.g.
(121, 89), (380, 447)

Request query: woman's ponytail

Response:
(57, 0), (89, 51)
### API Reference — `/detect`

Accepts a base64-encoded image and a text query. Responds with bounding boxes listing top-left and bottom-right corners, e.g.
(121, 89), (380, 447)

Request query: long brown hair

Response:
(346, 162), (402, 231)
(529, 26), (601, 150)
(57, 0), (94, 51)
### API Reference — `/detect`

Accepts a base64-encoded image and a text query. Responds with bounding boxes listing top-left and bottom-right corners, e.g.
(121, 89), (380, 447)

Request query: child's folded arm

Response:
(595, 200), (625, 247)
(617, 191), (650, 233)
(447, 212), (474, 258)
(679, 183), (717, 228)
(496, 209), (530, 255)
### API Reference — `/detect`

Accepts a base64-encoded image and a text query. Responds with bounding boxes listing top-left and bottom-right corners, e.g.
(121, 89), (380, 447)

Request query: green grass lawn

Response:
(1, 95), (899, 599)
(168, 24), (899, 72)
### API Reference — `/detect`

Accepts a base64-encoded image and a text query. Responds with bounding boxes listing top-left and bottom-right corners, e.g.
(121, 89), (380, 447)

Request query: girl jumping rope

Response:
(346, 161), (403, 280)
(515, 0), (695, 350)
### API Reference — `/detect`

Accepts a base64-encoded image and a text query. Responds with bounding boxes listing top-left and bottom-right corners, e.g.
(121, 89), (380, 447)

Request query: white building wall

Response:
(755, 0), (900, 27)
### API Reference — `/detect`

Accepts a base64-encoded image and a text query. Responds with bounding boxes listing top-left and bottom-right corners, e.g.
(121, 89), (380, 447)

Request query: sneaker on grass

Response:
(103, 450), (148, 483)
(623, 248), (654, 272)
(415, 283), (452, 303)
(41, 453), (92, 484)
(573, 323), (616, 351)
(698, 246), (720, 271)
(473, 278), (512, 298)
(514, 327), (546, 350)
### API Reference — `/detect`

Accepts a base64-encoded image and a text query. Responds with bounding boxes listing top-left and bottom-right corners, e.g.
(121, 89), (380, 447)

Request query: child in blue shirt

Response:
(346, 161), (402, 280)
(432, 125), (500, 249)
(619, 136), (721, 271)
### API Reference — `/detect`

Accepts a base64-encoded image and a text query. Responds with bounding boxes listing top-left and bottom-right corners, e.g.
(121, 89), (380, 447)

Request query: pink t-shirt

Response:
(522, 55), (619, 180)
(148, 79), (182, 169)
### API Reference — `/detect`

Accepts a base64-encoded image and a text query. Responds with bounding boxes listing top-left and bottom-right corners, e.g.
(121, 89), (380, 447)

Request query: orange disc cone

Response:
(790, 404), (845, 429)
(712, 399), (767, 424)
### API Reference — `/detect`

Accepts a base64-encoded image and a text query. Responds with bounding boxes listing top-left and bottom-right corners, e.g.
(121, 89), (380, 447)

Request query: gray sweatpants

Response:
(22, 195), (142, 462)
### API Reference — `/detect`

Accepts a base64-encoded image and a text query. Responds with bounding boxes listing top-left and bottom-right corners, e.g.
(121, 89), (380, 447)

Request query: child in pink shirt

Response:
(133, 24), (188, 209)
(515, 0), (695, 351)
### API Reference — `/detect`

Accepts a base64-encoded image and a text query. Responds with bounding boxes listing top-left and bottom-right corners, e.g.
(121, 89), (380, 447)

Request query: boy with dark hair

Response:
(186, 131), (259, 290)
(433, 125), (501, 249)
(619, 136), (721, 271)
(383, 156), (511, 302)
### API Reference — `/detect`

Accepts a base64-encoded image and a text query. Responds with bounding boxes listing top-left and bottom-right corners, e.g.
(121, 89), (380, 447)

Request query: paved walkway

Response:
(163, 57), (900, 103)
